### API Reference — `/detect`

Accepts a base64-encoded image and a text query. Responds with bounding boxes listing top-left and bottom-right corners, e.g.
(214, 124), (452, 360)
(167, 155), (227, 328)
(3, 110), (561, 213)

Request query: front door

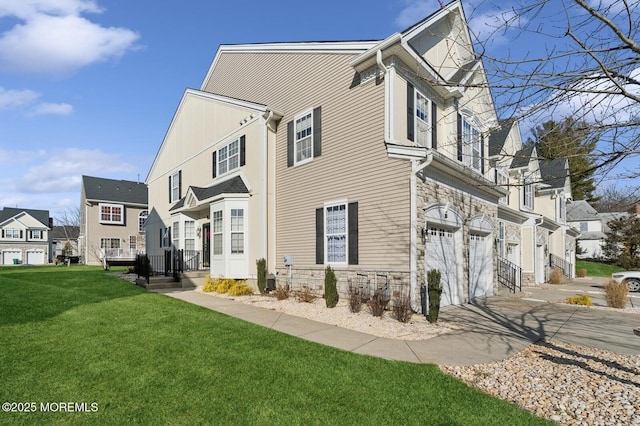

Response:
(202, 223), (210, 267)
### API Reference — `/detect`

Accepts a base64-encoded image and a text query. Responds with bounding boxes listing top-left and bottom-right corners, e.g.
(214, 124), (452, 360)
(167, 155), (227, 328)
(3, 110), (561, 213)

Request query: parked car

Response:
(611, 271), (640, 292)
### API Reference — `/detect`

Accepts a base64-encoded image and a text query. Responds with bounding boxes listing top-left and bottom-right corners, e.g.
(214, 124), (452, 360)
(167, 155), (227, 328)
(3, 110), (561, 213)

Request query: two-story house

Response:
(79, 175), (148, 267)
(146, 1), (509, 308)
(489, 121), (577, 285)
(0, 207), (52, 265)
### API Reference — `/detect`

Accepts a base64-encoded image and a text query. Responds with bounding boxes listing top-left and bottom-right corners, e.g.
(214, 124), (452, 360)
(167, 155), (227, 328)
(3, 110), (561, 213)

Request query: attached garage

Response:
(424, 204), (463, 307)
(26, 250), (45, 265)
(468, 215), (494, 300)
(2, 250), (21, 265)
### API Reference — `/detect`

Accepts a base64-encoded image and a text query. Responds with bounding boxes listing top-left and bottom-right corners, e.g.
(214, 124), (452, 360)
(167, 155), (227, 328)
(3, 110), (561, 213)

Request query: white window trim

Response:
(522, 179), (534, 210)
(324, 200), (348, 266)
(212, 210), (223, 256)
(217, 138), (241, 177)
(3, 228), (21, 239)
(99, 203), (124, 225)
(138, 210), (148, 233)
(461, 116), (481, 172)
(294, 109), (314, 167)
(415, 89), (432, 148)
(230, 208), (244, 254)
(170, 171), (180, 203)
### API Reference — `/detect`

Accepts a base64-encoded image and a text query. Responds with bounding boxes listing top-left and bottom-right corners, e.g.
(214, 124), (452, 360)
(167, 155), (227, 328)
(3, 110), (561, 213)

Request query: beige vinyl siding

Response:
(205, 51), (412, 270)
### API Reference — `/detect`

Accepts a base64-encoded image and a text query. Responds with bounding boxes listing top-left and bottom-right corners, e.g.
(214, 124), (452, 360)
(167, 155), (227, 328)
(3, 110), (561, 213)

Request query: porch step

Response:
(136, 276), (182, 290)
(181, 270), (209, 289)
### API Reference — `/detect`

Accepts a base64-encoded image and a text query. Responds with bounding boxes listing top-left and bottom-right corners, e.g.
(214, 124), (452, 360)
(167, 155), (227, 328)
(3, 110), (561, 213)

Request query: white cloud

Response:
(467, 9), (519, 46)
(0, 87), (39, 109)
(30, 102), (74, 116)
(0, 0), (139, 75)
(395, 1), (435, 28)
(15, 148), (135, 193)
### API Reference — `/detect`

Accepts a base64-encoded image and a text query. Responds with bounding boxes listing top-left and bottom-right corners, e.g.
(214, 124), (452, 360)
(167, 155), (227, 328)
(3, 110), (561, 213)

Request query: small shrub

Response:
(324, 266), (338, 308)
(273, 286), (290, 300)
(577, 268), (587, 278)
(427, 269), (442, 324)
(295, 286), (318, 303)
(203, 276), (218, 293)
(215, 278), (234, 294)
(228, 281), (253, 296)
(347, 280), (363, 313)
(548, 268), (565, 284)
(391, 292), (413, 323)
(604, 280), (629, 309)
(256, 258), (267, 294)
(565, 294), (593, 306)
(367, 289), (389, 317)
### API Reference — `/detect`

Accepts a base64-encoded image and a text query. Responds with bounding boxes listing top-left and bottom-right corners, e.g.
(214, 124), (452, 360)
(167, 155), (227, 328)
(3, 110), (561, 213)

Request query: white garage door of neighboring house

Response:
(425, 227), (461, 306)
(469, 233), (492, 300)
(2, 250), (21, 265)
(26, 250), (45, 265)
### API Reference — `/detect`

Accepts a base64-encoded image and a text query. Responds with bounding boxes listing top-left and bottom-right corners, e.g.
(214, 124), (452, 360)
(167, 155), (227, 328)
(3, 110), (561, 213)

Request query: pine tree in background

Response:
(527, 118), (598, 202)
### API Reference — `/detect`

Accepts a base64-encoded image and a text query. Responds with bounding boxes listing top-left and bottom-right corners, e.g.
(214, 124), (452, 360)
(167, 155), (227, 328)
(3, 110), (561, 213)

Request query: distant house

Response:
(0, 207), (52, 265)
(79, 175), (148, 266)
(566, 200), (630, 259)
(52, 225), (80, 258)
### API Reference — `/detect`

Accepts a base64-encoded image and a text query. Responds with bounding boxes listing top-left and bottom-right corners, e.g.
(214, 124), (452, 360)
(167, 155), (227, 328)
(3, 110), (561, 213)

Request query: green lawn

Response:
(0, 266), (550, 425)
(576, 259), (624, 277)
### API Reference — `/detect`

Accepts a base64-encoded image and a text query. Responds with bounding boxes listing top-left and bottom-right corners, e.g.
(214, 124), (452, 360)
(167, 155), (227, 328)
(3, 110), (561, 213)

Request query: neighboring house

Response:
(488, 122), (578, 284)
(0, 207), (52, 265)
(566, 200), (606, 258)
(147, 0), (507, 309)
(79, 176), (148, 266)
(52, 225), (80, 257)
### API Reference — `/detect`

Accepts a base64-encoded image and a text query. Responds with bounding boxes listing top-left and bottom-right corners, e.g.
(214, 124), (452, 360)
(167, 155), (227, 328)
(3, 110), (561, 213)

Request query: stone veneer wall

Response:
(416, 179), (499, 303)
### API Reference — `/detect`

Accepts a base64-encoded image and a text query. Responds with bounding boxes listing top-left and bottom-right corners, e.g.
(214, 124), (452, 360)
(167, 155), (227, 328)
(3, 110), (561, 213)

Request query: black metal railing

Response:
(136, 249), (207, 284)
(497, 256), (522, 293)
(550, 254), (573, 279)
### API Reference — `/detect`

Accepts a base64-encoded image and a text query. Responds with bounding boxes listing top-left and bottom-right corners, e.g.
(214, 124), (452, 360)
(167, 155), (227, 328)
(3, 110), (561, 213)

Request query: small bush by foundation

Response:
(548, 268), (565, 284)
(203, 277), (252, 296)
(367, 289), (389, 317)
(273, 286), (290, 300)
(565, 294), (593, 306)
(324, 266), (338, 308)
(347, 280), (363, 313)
(295, 286), (318, 303)
(577, 268), (587, 278)
(605, 280), (629, 308)
(227, 282), (254, 296)
(391, 292), (413, 323)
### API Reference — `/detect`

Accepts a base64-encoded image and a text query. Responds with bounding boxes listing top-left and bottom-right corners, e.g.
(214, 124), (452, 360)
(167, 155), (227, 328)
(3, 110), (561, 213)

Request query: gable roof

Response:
(510, 145), (535, 169)
(52, 225), (80, 240)
(0, 207), (50, 228)
(82, 175), (148, 205)
(488, 120), (516, 157)
(539, 158), (569, 189)
(170, 176), (249, 212)
(566, 200), (599, 221)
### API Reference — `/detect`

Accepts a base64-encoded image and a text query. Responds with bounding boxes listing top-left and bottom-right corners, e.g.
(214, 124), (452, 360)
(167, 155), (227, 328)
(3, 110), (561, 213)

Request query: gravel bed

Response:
(441, 342), (640, 426)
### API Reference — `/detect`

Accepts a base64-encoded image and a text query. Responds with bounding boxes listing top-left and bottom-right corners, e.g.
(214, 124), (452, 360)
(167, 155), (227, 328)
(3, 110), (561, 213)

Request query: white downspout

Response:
(377, 49), (433, 311)
(263, 110), (274, 271)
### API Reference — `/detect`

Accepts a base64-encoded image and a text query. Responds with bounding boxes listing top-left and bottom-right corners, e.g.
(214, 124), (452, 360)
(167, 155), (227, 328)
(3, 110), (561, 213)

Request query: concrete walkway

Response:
(156, 289), (640, 365)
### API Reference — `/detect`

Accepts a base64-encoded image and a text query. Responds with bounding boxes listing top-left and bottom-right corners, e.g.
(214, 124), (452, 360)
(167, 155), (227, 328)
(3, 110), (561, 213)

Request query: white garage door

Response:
(425, 227), (461, 306)
(469, 233), (492, 300)
(2, 250), (21, 265)
(26, 250), (45, 265)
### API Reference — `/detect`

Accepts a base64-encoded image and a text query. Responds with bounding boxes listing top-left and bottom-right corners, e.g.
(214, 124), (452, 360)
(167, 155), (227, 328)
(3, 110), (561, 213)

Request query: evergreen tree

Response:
(603, 214), (640, 269)
(527, 118), (598, 202)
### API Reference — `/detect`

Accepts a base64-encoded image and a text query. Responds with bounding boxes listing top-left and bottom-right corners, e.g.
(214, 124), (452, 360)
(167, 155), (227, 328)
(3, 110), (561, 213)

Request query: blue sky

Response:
(0, 0), (636, 220)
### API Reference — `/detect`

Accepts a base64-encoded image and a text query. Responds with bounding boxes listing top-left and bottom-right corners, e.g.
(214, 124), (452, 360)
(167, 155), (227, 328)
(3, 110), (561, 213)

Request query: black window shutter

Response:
(168, 176), (172, 202)
(407, 83), (414, 141)
(240, 135), (246, 166)
(178, 171), (182, 200)
(168, 227), (171, 246)
(313, 107), (322, 158)
(159, 228), (163, 248)
(1, 230), (3, 238)
(457, 113), (463, 162)
(315, 208), (324, 264)
(348, 202), (358, 265)
(431, 100), (437, 150)
(212, 151), (217, 178)
(287, 121), (294, 167)
(481, 134), (485, 174)
(20, 230), (23, 239)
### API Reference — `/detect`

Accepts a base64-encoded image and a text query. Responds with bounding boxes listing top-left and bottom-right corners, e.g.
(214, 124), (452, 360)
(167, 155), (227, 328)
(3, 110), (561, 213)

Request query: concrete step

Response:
(136, 276), (182, 290)
(181, 270), (209, 289)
